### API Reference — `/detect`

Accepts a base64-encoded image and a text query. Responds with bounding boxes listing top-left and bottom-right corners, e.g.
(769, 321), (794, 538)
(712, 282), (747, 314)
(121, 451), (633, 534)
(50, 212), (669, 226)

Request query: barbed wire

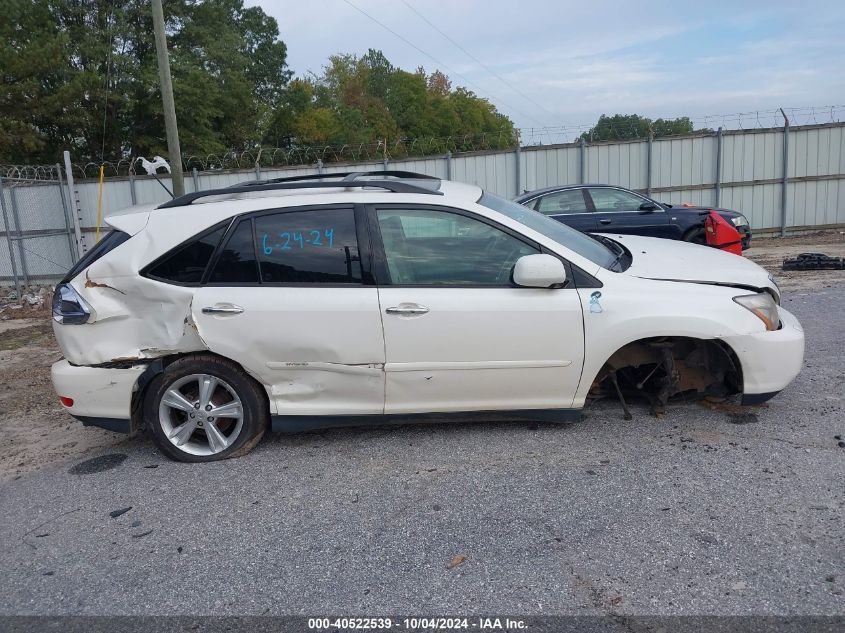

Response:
(0, 164), (64, 182)
(3, 105), (843, 180)
(519, 105), (845, 146)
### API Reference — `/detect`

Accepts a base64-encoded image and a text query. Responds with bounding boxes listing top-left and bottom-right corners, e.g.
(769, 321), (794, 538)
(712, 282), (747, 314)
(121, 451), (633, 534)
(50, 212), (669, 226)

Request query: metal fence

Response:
(0, 165), (79, 294)
(2, 121), (844, 288)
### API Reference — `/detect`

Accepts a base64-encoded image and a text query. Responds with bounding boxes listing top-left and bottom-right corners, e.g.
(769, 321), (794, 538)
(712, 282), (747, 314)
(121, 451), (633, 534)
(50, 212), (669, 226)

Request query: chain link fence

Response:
(0, 165), (78, 297)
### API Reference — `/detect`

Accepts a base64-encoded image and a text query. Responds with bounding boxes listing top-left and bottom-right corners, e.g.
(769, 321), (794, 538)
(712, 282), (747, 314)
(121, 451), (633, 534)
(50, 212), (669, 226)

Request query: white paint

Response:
(51, 178), (805, 424)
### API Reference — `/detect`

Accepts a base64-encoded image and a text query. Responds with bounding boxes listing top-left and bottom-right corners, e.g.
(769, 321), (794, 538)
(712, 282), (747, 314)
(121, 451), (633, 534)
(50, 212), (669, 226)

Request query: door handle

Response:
(202, 304), (244, 315)
(599, 218), (612, 225)
(385, 303), (429, 316)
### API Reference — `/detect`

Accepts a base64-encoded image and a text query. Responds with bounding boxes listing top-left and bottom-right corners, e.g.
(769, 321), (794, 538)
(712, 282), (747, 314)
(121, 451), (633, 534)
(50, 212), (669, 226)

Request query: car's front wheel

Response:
(144, 355), (268, 462)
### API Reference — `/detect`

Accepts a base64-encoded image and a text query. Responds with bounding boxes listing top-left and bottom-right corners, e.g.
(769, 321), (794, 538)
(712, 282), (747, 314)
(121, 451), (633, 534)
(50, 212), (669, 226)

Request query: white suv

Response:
(51, 172), (804, 462)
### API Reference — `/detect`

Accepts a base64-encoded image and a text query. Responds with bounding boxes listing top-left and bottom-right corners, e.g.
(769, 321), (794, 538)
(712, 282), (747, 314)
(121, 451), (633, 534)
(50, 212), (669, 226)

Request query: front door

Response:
(193, 206), (385, 416)
(586, 187), (672, 237)
(371, 205), (585, 414)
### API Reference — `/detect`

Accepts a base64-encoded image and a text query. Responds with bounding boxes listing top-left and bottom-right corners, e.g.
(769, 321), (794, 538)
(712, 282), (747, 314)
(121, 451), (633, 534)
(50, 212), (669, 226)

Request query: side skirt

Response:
(271, 408), (582, 433)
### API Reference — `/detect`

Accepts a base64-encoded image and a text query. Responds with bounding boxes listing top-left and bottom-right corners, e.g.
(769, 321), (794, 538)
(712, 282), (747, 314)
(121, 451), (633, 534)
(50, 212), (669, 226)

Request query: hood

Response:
(602, 233), (779, 299)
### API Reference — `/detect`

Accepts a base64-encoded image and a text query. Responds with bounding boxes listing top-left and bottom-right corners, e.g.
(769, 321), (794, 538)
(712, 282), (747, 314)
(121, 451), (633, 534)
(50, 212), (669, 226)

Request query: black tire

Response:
(683, 226), (707, 245)
(144, 354), (268, 462)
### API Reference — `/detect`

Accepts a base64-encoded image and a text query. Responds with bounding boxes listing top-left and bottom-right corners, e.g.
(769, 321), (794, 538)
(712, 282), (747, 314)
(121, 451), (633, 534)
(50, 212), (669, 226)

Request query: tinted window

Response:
(209, 220), (259, 284)
(147, 225), (226, 284)
(477, 192), (615, 269)
(535, 189), (589, 215)
(255, 208), (361, 283)
(588, 188), (645, 212)
(377, 208), (538, 285)
(62, 230), (130, 283)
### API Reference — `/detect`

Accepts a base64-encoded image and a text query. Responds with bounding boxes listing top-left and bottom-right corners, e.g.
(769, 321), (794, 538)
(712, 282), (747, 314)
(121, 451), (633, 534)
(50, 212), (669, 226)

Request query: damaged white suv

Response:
(51, 172), (804, 462)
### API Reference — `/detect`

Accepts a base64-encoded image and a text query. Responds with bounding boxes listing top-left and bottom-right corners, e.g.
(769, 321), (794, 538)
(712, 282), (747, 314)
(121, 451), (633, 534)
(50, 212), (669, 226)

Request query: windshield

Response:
(477, 192), (615, 269)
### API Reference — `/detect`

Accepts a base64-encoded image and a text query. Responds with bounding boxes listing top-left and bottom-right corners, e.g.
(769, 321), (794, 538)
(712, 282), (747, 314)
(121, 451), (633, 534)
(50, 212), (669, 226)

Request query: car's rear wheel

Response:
(144, 355), (268, 462)
(683, 227), (707, 245)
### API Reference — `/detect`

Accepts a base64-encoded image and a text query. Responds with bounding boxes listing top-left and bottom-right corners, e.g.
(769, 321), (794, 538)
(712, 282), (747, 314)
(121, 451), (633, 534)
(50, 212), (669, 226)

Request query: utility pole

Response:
(151, 0), (185, 196)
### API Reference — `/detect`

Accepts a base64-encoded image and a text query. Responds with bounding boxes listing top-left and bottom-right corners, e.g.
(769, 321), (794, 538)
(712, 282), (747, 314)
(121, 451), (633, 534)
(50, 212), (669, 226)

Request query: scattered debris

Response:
(782, 253), (844, 271)
(143, 464), (159, 469)
(446, 554), (467, 570)
(130, 520), (142, 528)
(109, 507), (132, 519)
(132, 529), (153, 539)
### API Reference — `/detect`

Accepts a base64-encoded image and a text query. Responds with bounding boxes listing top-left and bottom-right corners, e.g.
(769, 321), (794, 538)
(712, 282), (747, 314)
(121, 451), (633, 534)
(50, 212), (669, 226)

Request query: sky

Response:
(249, 0), (845, 136)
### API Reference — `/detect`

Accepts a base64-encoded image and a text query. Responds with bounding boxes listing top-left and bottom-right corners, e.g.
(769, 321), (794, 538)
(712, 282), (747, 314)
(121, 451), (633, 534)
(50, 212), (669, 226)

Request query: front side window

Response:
(255, 208), (362, 283)
(376, 208), (538, 285)
(535, 189), (590, 215)
(588, 188), (646, 212)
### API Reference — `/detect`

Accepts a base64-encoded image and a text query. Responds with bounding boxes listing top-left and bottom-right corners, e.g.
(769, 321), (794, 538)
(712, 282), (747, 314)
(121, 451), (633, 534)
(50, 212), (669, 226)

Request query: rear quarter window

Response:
(143, 224), (228, 285)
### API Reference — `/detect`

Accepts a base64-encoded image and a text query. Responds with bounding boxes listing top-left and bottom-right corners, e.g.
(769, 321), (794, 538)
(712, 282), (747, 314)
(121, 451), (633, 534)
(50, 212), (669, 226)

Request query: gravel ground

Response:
(0, 285), (842, 617)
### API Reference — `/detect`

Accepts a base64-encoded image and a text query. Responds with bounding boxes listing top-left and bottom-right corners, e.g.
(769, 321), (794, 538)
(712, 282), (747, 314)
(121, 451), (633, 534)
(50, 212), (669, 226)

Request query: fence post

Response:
(63, 150), (85, 258)
(129, 172), (137, 205)
(8, 187), (30, 286)
(316, 159), (323, 175)
(780, 109), (790, 237)
(254, 163), (261, 182)
(714, 127), (723, 207)
(0, 177), (22, 298)
(445, 151), (452, 181)
(646, 133), (653, 196)
(515, 143), (521, 196)
(383, 158), (389, 171)
(55, 163), (77, 265)
(579, 138), (586, 184)
(191, 168), (199, 191)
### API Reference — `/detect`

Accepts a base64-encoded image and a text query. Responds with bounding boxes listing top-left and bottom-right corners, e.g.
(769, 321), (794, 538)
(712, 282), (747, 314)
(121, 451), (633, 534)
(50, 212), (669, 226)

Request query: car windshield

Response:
(477, 192), (616, 269)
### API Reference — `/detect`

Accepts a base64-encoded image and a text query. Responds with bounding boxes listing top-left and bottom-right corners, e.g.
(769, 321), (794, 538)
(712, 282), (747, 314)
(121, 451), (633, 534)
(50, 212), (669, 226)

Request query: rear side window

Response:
(62, 230), (130, 283)
(254, 208), (362, 284)
(146, 225), (227, 284)
(208, 220), (260, 284)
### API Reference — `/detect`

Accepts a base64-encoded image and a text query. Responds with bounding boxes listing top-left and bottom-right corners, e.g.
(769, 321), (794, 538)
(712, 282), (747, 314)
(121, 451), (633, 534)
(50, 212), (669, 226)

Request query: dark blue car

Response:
(514, 184), (751, 249)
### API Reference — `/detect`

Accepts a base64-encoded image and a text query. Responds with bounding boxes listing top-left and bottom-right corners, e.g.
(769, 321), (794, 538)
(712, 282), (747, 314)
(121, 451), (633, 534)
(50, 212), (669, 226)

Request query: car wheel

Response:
(683, 227), (707, 245)
(144, 355), (268, 462)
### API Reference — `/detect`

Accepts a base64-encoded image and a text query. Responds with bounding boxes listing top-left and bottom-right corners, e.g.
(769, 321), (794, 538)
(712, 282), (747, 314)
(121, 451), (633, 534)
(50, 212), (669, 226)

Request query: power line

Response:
(399, 0), (559, 126)
(339, 0), (548, 128)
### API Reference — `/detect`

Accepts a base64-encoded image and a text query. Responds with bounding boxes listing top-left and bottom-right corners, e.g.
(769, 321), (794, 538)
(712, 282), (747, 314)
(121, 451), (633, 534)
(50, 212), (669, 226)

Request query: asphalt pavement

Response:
(0, 286), (842, 617)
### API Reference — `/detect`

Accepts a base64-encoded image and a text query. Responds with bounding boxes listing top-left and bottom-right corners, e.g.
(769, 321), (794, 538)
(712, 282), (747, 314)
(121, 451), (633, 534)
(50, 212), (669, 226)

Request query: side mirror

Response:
(513, 254), (567, 288)
(639, 201), (659, 213)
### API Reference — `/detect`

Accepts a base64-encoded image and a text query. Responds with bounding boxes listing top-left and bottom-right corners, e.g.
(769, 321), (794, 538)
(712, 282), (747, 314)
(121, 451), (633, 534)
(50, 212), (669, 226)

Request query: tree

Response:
(0, 0), (292, 165)
(580, 113), (695, 141)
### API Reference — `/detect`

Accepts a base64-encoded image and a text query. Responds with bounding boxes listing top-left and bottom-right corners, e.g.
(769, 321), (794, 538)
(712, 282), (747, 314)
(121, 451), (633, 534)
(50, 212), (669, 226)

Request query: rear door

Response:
(192, 205), (385, 416)
(370, 205), (585, 414)
(531, 188), (597, 233)
(586, 187), (672, 237)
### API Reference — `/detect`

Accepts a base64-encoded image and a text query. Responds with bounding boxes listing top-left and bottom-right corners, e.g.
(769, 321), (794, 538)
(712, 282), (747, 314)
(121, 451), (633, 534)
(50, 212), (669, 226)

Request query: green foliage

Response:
(2, 7), (514, 165)
(0, 0), (291, 164)
(265, 51), (516, 156)
(580, 114), (697, 141)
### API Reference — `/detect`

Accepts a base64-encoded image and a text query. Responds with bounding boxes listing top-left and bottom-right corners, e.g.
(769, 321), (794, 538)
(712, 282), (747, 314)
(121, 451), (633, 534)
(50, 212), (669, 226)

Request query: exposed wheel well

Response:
(588, 336), (743, 412)
(129, 352), (270, 435)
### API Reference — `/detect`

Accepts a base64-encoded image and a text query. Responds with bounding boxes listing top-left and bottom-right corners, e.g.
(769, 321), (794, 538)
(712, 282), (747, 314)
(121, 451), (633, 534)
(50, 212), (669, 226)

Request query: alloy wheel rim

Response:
(158, 373), (244, 456)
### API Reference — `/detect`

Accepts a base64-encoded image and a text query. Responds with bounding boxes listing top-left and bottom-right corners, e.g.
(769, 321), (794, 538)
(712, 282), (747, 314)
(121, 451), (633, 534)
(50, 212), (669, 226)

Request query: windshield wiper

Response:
(587, 233), (626, 270)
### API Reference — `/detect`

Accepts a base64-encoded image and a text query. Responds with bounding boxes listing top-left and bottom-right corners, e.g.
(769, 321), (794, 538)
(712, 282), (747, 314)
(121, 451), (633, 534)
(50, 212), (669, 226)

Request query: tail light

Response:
(59, 396), (74, 407)
(52, 284), (91, 325)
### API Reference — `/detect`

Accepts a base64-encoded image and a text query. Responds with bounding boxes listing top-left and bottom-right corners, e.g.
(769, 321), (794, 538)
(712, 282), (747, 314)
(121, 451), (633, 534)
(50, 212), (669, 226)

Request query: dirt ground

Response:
(745, 229), (845, 292)
(0, 230), (842, 481)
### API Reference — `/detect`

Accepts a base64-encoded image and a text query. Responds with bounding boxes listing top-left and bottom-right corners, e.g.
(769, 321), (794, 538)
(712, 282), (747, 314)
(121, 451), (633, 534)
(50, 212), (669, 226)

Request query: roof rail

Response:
(157, 172), (442, 209)
(236, 170), (440, 188)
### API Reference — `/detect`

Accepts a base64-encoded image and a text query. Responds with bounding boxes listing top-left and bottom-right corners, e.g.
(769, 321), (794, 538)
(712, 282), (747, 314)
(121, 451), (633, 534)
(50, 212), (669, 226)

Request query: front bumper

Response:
(722, 306), (804, 400)
(51, 359), (146, 432)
